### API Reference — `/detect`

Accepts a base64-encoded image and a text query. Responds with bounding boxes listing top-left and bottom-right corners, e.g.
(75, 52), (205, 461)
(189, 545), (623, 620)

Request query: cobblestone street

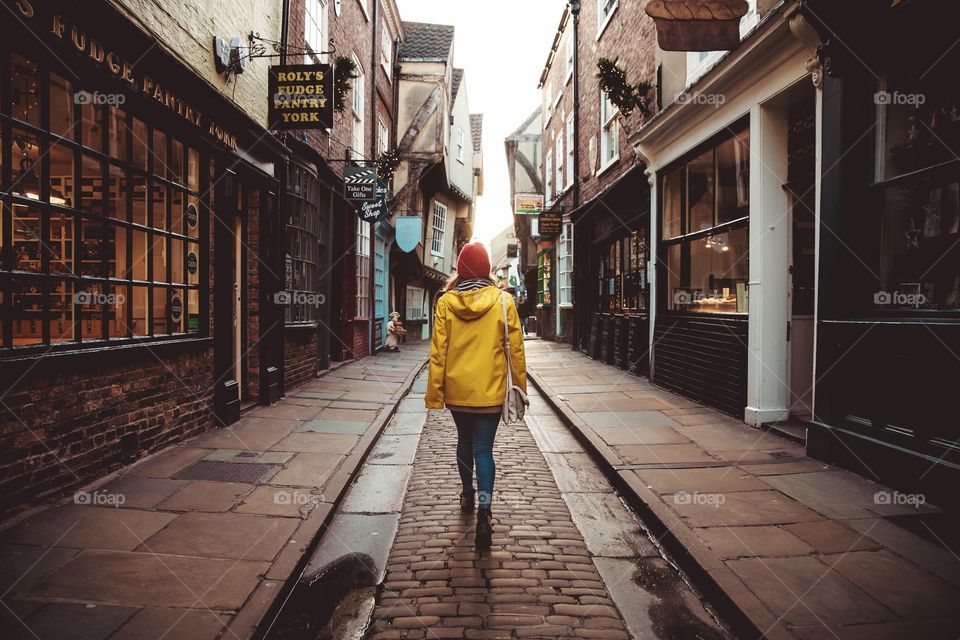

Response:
(365, 374), (728, 639)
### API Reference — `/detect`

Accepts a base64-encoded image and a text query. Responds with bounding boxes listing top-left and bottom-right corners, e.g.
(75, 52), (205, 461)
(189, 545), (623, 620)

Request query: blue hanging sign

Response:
(395, 216), (422, 253)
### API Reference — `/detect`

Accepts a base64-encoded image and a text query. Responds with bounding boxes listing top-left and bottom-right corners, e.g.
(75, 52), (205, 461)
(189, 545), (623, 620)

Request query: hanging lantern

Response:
(646, 0), (750, 51)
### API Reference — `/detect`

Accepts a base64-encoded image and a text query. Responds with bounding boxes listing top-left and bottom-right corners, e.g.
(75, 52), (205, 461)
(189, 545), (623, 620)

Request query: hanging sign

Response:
(515, 194), (544, 215)
(268, 64), (334, 129)
(344, 167), (377, 203)
(395, 216), (422, 253)
(538, 210), (562, 236)
(358, 180), (390, 223)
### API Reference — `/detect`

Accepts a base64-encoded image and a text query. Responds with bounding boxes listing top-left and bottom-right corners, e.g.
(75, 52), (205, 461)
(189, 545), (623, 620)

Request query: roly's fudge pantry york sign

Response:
(268, 64), (334, 129)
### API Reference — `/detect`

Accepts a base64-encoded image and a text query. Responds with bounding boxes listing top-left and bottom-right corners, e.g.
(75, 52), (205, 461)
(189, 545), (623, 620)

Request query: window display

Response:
(2, 51), (205, 349)
(661, 126), (750, 314)
(285, 163), (322, 324)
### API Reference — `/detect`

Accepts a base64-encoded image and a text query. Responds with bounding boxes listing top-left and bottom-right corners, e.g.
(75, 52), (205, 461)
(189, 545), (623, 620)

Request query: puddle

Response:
(265, 554), (378, 640)
(633, 558), (730, 640)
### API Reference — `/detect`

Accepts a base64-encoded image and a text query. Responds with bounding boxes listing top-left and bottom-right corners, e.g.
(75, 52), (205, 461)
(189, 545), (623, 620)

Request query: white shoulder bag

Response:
(500, 293), (529, 424)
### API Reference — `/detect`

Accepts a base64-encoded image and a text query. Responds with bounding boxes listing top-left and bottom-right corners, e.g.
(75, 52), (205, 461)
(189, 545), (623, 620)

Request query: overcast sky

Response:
(396, 0), (565, 251)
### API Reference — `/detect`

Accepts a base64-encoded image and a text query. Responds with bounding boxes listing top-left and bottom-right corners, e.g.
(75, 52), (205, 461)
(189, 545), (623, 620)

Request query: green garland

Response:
(376, 146), (402, 181)
(595, 58), (652, 119)
(334, 56), (358, 113)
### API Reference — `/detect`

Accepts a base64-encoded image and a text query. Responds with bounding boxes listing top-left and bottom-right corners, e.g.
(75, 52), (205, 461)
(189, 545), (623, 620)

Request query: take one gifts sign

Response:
(357, 181), (390, 223)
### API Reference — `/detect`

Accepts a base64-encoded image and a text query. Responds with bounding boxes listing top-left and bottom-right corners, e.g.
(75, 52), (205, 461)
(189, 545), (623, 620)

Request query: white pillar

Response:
(744, 103), (791, 426)
(647, 168), (658, 378)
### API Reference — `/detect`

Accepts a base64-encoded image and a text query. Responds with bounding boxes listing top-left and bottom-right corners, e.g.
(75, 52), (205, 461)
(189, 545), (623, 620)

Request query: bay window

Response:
(558, 222), (573, 306)
(356, 219), (370, 318)
(285, 163), (321, 324)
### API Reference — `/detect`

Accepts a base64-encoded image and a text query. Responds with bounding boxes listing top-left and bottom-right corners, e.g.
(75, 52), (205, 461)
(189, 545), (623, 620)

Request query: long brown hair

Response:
(442, 272), (497, 292)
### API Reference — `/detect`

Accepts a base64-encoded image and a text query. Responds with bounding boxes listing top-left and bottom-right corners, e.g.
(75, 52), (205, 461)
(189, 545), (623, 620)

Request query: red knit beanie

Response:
(457, 242), (491, 279)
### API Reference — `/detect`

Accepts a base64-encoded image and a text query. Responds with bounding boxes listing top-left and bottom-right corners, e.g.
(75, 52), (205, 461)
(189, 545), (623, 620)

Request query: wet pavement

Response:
(280, 368), (731, 639)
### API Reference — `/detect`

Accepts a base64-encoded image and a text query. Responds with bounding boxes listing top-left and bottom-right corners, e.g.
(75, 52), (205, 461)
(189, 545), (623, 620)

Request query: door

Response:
(374, 230), (387, 350)
(232, 211), (243, 398)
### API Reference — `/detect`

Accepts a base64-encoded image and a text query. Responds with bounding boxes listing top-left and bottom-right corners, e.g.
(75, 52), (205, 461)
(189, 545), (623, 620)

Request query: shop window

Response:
(356, 219), (371, 318)
(537, 249), (553, 307)
(558, 223), (573, 307)
(285, 163), (321, 324)
(661, 126), (750, 314)
(1, 49), (205, 350)
(867, 47), (960, 314)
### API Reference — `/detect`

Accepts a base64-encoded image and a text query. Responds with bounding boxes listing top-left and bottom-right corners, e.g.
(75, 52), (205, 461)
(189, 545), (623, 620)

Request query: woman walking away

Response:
(425, 242), (527, 549)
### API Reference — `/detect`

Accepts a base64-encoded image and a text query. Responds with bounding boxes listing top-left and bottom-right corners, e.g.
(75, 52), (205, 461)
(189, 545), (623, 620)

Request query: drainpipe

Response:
(569, 0), (582, 349)
(277, 0), (291, 393)
(369, 0), (379, 355)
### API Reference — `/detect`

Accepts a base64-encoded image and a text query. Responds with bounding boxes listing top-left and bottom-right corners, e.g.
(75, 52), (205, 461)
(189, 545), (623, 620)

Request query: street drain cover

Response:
(172, 460), (276, 483)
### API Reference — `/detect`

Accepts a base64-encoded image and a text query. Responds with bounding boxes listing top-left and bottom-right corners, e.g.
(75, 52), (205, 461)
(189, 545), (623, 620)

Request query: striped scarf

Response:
(456, 278), (491, 292)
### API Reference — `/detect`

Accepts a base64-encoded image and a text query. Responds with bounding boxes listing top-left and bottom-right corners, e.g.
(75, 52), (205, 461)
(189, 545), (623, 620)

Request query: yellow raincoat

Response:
(425, 286), (527, 410)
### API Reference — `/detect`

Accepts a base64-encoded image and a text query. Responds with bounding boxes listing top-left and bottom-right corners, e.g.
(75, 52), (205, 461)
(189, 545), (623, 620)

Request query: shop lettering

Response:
(275, 70), (325, 83)
(10, 2), (241, 152)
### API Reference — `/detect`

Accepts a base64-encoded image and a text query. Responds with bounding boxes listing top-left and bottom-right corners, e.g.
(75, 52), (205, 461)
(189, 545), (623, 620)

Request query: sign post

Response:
(357, 180), (390, 223)
(395, 216), (422, 253)
(538, 210), (562, 236)
(515, 194), (544, 215)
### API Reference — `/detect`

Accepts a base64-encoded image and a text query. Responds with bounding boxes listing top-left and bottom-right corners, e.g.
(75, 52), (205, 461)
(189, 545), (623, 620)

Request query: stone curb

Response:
(526, 368), (794, 640)
(244, 355), (429, 640)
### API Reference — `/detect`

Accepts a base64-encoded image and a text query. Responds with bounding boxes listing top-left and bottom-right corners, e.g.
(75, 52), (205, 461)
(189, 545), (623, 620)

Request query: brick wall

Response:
(284, 330), (317, 389)
(540, 0), (658, 213)
(0, 347), (213, 518)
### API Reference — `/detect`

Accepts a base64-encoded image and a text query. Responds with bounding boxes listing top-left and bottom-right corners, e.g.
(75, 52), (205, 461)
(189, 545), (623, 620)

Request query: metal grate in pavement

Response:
(172, 460), (277, 483)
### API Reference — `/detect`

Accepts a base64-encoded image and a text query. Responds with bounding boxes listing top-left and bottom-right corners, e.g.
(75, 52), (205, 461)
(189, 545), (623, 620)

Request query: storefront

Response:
(809, 0), (960, 505)
(0, 0), (283, 512)
(574, 174), (652, 376)
(635, 5), (819, 421)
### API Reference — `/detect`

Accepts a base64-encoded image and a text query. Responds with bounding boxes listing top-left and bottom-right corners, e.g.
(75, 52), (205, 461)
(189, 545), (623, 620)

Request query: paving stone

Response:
(680, 424), (795, 453)
(192, 418), (300, 450)
(784, 520), (882, 555)
(369, 434), (421, 466)
(577, 411), (682, 429)
(386, 412), (428, 434)
(694, 525), (814, 559)
(273, 431), (360, 454)
(844, 518), (960, 589)
(127, 446), (213, 478)
(96, 476), (188, 509)
(314, 407), (381, 422)
(562, 493), (657, 558)
(304, 513), (400, 583)
(139, 512), (298, 561)
(669, 490), (824, 527)
(634, 467), (769, 494)
(340, 465), (413, 513)
(596, 426), (691, 446)
(615, 444), (718, 465)
(248, 402), (325, 420)
(28, 549), (268, 609)
(11, 603), (137, 640)
(790, 618), (960, 640)
(111, 607), (231, 640)
(0, 544), (79, 596)
(824, 550), (960, 618)
(1, 505), (176, 551)
(542, 453), (611, 493)
(299, 419), (371, 435)
(234, 485), (323, 517)
(727, 555), (895, 626)
(269, 452), (344, 487)
(155, 481), (253, 512)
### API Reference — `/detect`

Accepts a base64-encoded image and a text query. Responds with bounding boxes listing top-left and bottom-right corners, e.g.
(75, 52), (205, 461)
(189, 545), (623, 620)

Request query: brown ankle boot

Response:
(475, 509), (493, 549)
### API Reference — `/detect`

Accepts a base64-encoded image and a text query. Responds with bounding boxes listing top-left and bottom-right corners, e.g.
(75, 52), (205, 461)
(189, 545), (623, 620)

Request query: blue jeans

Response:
(451, 411), (500, 510)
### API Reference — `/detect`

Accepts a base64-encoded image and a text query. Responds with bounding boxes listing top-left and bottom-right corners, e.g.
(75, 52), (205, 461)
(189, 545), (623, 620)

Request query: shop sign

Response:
(186, 202), (199, 229)
(344, 167), (377, 203)
(357, 180), (390, 223)
(11, 1), (239, 150)
(395, 216), (422, 253)
(169, 293), (183, 323)
(268, 64), (334, 129)
(186, 251), (198, 276)
(538, 210), (562, 236)
(515, 194), (544, 215)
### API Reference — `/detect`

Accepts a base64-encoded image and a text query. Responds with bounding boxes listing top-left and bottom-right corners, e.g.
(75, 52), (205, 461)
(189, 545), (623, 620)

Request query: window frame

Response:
(355, 218), (370, 319)
(284, 162), (321, 325)
(2, 51), (208, 353)
(558, 222), (573, 307)
(456, 127), (465, 163)
(351, 54), (365, 161)
(555, 118), (565, 194)
(566, 113), (575, 189)
(430, 200), (447, 258)
(545, 149), (554, 203)
(565, 32), (575, 85)
(597, 0), (619, 40)
(304, 0), (329, 64)
(599, 92), (619, 172)
(658, 124), (751, 316)
(380, 24), (393, 80)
